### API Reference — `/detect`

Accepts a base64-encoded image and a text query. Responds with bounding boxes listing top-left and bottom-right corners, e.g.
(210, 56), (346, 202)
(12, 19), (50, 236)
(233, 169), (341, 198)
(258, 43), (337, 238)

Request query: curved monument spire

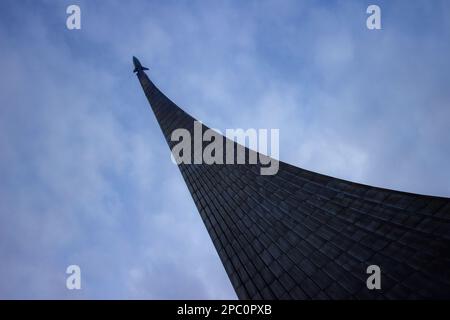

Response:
(133, 57), (450, 299)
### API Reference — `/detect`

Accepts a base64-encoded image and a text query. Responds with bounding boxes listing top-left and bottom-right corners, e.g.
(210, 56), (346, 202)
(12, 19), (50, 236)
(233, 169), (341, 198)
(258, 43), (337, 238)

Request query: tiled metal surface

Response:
(136, 69), (450, 299)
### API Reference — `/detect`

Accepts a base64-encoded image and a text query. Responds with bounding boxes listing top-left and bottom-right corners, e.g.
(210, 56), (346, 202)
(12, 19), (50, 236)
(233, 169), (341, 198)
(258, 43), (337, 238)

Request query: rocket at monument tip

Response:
(133, 56), (149, 73)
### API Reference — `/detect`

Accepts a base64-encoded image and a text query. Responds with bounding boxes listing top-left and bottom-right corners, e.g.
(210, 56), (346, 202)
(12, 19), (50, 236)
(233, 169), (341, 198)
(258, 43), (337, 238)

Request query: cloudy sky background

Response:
(0, 0), (449, 299)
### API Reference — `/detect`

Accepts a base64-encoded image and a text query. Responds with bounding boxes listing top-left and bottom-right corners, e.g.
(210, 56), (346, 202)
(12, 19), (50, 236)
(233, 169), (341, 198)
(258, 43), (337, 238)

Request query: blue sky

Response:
(0, 0), (449, 299)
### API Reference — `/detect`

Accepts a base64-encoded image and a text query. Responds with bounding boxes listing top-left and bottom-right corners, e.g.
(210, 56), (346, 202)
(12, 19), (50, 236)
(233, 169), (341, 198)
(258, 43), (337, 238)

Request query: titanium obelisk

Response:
(133, 57), (450, 299)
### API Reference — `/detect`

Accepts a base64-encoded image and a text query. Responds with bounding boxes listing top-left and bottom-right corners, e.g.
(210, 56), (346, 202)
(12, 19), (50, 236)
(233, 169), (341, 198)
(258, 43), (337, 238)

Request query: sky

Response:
(0, 0), (449, 299)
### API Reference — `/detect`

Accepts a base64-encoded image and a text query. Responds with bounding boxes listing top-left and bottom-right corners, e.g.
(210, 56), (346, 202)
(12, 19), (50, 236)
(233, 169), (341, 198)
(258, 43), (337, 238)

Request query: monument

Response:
(133, 57), (450, 299)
